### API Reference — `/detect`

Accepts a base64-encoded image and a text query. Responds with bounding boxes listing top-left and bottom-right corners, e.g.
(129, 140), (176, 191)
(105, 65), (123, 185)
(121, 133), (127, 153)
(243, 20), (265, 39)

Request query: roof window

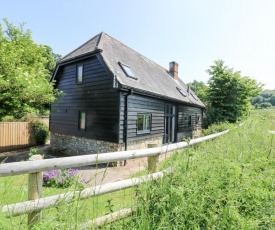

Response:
(176, 87), (187, 97)
(190, 92), (198, 101)
(119, 62), (137, 80)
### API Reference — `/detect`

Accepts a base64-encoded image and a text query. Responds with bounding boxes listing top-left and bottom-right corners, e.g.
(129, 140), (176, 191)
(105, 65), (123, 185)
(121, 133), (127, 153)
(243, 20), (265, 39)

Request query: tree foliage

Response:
(0, 19), (61, 120)
(205, 60), (262, 125)
(188, 80), (208, 103)
(252, 89), (275, 107)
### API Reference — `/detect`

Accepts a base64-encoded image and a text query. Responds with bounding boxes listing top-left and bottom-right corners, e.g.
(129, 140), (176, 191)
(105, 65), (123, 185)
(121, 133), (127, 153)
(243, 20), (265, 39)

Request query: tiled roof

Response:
(57, 32), (205, 108)
(58, 33), (102, 63)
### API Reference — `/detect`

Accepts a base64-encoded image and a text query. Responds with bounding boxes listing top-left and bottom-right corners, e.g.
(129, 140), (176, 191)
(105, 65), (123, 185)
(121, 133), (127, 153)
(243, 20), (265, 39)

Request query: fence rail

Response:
(0, 130), (229, 228)
(0, 130), (229, 177)
(0, 122), (36, 152)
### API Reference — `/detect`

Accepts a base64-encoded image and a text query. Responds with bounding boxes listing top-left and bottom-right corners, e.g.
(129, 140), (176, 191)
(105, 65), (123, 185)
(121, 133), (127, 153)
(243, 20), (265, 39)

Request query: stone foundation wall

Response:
(177, 128), (202, 142)
(51, 133), (163, 156)
(118, 136), (163, 151)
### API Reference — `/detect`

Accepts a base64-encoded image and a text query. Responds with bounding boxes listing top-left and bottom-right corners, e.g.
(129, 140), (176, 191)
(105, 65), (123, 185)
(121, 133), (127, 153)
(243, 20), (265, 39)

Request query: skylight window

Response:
(190, 92), (198, 101)
(176, 87), (187, 97)
(119, 62), (137, 79)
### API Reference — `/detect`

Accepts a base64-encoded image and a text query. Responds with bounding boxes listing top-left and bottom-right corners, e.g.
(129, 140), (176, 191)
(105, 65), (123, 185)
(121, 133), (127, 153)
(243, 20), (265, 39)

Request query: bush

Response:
(202, 122), (230, 136)
(29, 119), (49, 145)
(1, 116), (18, 122)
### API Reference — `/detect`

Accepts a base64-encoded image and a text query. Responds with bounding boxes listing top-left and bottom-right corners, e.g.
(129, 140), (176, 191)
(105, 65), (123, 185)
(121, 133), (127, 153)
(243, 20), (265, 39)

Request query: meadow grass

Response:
(1, 109), (275, 229)
(106, 109), (275, 229)
(0, 167), (137, 229)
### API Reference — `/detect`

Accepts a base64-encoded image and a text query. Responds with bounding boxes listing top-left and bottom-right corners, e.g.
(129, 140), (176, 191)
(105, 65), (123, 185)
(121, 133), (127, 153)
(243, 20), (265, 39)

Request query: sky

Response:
(1, 0), (275, 89)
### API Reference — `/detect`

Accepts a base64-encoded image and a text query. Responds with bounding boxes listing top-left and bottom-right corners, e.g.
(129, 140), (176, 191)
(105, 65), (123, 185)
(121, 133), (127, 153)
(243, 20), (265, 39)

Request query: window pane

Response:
(121, 64), (135, 78)
(80, 111), (86, 130)
(77, 65), (83, 83)
(144, 115), (151, 130)
(137, 115), (143, 131)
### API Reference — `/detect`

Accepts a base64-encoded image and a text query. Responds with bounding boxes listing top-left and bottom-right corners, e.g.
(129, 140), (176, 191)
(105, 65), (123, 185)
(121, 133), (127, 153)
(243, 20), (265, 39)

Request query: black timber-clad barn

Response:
(50, 32), (205, 155)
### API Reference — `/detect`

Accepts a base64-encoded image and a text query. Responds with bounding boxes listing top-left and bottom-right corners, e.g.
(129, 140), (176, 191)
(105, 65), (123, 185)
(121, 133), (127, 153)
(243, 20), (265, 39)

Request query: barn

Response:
(50, 32), (205, 155)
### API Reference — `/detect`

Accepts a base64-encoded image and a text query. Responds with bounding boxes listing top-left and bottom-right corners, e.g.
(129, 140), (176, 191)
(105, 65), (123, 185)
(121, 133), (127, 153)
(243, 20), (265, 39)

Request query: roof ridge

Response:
(103, 33), (170, 73)
(58, 32), (103, 63)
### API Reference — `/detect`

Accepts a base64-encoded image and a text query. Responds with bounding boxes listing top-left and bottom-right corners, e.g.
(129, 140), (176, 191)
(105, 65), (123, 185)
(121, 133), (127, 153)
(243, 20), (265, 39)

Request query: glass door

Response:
(164, 104), (176, 144)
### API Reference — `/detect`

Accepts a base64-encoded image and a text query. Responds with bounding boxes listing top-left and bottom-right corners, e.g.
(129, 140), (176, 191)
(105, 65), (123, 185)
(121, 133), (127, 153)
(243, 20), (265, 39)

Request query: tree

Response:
(205, 60), (262, 125)
(188, 80), (208, 103)
(0, 19), (61, 120)
(260, 102), (272, 109)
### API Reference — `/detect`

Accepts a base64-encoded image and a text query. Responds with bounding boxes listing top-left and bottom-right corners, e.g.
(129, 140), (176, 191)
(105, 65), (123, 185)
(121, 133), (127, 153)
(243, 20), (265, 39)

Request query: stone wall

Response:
(50, 132), (163, 156)
(177, 128), (202, 142)
(118, 136), (163, 151)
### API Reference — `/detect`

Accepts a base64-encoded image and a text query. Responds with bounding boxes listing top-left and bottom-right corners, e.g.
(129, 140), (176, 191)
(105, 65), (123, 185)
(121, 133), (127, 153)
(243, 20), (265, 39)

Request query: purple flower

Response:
(43, 168), (80, 188)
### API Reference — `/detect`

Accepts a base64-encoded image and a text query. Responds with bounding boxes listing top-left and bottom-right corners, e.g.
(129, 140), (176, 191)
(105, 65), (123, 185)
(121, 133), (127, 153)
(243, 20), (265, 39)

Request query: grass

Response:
(0, 168), (137, 229)
(1, 109), (275, 229)
(107, 109), (275, 229)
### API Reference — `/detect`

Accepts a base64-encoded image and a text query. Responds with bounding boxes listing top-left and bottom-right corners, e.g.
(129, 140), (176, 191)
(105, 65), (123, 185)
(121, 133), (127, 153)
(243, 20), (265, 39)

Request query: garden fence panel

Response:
(0, 122), (36, 152)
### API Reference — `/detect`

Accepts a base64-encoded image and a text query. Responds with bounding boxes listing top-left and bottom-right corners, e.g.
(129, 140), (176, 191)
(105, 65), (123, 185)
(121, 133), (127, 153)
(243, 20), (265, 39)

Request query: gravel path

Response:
(78, 151), (175, 186)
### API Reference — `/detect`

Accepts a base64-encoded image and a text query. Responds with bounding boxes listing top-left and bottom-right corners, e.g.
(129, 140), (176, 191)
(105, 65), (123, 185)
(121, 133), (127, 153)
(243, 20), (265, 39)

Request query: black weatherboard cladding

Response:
(119, 93), (165, 143)
(50, 56), (120, 142)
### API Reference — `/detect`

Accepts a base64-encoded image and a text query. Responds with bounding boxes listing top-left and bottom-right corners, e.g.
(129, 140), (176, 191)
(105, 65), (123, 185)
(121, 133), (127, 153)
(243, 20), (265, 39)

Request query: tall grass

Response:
(107, 109), (275, 229)
(1, 110), (274, 229)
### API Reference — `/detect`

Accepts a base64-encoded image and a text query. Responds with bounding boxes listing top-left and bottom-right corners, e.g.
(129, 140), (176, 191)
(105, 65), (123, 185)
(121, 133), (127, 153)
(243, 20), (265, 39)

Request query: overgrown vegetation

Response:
(201, 121), (231, 136)
(0, 110), (274, 229)
(108, 109), (275, 229)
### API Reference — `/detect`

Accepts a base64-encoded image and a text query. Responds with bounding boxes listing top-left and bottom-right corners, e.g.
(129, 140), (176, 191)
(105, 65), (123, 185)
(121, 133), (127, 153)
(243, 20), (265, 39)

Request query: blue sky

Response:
(1, 0), (275, 89)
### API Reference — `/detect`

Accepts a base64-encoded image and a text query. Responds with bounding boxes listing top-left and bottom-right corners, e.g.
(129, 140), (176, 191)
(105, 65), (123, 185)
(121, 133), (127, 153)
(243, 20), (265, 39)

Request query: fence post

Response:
(147, 143), (159, 173)
(28, 154), (43, 229)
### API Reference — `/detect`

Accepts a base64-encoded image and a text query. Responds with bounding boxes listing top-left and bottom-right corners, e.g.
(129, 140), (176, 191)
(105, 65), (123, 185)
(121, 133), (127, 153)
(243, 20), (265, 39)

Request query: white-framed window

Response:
(79, 111), (86, 130)
(137, 114), (151, 134)
(76, 65), (83, 84)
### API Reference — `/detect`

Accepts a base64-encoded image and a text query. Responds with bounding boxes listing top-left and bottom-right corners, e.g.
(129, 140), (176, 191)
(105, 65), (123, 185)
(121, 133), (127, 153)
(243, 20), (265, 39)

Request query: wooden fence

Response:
(0, 130), (229, 229)
(0, 122), (36, 153)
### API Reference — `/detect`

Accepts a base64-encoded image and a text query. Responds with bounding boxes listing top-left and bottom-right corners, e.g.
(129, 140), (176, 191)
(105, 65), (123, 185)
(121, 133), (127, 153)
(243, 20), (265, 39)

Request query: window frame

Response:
(176, 87), (187, 97)
(137, 113), (152, 134)
(79, 111), (86, 131)
(118, 62), (137, 80)
(76, 64), (84, 84)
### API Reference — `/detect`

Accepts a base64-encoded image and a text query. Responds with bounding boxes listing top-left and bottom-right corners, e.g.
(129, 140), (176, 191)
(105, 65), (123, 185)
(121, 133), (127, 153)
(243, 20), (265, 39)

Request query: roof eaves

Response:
(120, 84), (205, 108)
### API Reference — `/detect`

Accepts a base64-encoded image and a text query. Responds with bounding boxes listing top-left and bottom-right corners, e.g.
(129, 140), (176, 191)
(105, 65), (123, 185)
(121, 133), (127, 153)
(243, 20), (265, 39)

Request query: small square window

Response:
(79, 111), (86, 130)
(137, 114), (151, 134)
(119, 62), (137, 79)
(77, 65), (83, 84)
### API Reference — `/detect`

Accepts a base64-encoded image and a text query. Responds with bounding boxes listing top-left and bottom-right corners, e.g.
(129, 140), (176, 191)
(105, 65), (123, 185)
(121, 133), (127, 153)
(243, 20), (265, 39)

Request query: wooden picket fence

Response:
(0, 122), (36, 152)
(0, 130), (229, 229)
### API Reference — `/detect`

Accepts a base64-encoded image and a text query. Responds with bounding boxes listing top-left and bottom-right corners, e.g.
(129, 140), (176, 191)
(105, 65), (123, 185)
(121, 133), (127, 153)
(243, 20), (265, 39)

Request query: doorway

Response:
(163, 104), (176, 144)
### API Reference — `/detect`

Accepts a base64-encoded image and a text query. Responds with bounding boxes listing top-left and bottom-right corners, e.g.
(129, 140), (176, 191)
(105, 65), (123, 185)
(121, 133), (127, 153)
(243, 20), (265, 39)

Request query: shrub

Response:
(43, 168), (80, 188)
(29, 119), (49, 145)
(1, 116), (18, 122)
(202, 122), (230, 136)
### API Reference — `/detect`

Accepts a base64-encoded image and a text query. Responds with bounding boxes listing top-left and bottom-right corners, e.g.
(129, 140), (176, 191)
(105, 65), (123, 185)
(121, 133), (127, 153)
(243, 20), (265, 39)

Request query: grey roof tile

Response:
(58, 33), (102, 63)
(57, 32), (205, 108)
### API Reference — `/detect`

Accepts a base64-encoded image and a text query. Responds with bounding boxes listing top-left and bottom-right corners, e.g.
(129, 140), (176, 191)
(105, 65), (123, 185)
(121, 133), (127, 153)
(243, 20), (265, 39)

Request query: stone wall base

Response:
(50, 133), (163, 156)
(177, 129), (202, 142)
